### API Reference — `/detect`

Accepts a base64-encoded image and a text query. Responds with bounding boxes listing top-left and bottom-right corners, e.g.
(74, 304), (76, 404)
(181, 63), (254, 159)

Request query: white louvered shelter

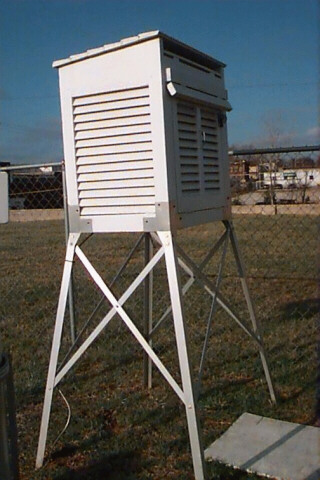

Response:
(54, 31), (232, 233)
(37, 32), (277, 480)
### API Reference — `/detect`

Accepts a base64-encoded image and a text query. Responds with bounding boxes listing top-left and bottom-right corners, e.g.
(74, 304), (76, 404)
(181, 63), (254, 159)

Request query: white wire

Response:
(51, 388), (72, 451)
(41, 388), (72, 468)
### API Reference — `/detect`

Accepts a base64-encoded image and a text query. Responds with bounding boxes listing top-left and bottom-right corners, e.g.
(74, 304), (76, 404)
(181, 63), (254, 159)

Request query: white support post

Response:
(36, 233), (80, 469)
(226, 220), (277, 404)
(62, 165), (77, 344)
(158, 231), (207, 480)
(143, 233), (153, 389)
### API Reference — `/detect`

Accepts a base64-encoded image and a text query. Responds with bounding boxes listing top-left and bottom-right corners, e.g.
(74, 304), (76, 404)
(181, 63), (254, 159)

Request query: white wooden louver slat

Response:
(75, 133), (152, 148)
(74, 115), (151, 131)
(73, 96), (150, 115)
(79, 196), (155, 207)
(73, 85), (156, 216)
(77, 160), (153, 174)
(77, 152), (153, 166)
(73, 85), (149, 106)
(76, 142), (152, 157)
(78, 178), (154, 191)
(81, 205), (155, 216)
(78, 169), (154, 183)
(75, 124), (151, 140)
(79, 187), (155, 199)
(74, 106), (151, 123)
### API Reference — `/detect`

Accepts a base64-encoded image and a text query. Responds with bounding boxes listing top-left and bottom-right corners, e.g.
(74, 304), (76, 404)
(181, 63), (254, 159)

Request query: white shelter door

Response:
(174, 100), (225, 214)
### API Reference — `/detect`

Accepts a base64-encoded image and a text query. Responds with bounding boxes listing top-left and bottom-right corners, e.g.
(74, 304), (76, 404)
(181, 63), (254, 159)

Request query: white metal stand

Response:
(36, 221), (276, 480)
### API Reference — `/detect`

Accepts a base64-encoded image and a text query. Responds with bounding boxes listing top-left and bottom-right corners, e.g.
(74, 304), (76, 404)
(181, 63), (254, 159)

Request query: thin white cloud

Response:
(306, 126), (320, 138)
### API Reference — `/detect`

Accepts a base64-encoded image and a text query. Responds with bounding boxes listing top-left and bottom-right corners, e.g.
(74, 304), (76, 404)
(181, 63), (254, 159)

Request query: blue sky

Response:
(0, 0), (319, 164)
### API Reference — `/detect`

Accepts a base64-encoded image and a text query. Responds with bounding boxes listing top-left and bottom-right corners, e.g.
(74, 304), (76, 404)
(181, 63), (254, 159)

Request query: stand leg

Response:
(227, 221), (277, 403)
(158, 231), (206, 480)
(36, 233), (79, 468)
(143, 233), (153, 389)
(62, 165), (77, 344)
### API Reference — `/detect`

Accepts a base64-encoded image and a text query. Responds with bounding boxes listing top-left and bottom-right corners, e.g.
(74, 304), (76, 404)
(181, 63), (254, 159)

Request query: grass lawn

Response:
(0, 214), (318, 479)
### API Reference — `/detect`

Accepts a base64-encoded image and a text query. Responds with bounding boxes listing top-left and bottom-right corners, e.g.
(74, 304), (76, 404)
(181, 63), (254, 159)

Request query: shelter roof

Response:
(53, 31), (225, 70)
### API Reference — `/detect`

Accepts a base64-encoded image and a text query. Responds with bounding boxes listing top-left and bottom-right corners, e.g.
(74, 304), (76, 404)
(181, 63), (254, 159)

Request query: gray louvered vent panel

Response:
(177, 102), (220, 196)
(73, 86), (156, 216)
(177, 102), (200, 193)
(201, 108), (220, 191)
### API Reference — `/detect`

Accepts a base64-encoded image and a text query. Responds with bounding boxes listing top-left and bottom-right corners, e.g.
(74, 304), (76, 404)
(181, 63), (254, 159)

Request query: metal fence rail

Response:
(0, 145), (319, 479)
(0, 162), (63, 212)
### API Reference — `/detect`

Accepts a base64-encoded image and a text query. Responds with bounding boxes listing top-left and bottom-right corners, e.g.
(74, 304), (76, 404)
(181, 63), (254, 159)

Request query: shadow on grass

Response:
(208, 460), (266, 479)
(51, 449), (144, 480)
(281, 298), (320, 321)
(200, 375), (255, 401)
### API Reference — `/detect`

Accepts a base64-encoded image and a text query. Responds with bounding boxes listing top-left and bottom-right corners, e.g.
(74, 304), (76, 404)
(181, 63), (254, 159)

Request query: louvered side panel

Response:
(73, 86), (156, 217)
(177, 102), (200, 193)
(200, 108), (220, 191)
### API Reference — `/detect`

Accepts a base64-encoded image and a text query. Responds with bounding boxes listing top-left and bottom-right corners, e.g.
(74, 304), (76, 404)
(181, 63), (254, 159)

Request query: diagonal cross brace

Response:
(37, 235), (185, 471)
(150, 231), (262, 347)
(149, 229), (229, 338)
(55, 244), (165, 385)
(55, 244), (180, 396)
(72, 246), (185, 403)
(58, 233), (145, 371)
(176, 243), (277, 403)
(176, 238), (277, 404)
(176, 245), (263, 347)
(196, 228), (230, 397)
(149, 229), (277, 404)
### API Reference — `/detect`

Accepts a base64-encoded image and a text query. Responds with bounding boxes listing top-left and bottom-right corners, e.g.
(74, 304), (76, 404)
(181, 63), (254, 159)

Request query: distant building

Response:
(259, 168), (320, 189)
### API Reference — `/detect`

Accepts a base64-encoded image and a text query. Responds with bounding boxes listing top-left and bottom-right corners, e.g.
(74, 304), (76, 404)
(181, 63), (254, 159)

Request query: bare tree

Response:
(261, 112), (287, 209)
(298, 170), (311, 204)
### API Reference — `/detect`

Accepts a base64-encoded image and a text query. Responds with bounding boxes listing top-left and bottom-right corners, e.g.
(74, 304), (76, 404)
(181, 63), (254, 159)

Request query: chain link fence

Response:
(0, 145), (319, 479)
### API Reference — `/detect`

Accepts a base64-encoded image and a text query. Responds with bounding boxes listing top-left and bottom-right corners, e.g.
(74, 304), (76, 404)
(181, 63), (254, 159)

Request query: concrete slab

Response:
(205, 413), (320, 480)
